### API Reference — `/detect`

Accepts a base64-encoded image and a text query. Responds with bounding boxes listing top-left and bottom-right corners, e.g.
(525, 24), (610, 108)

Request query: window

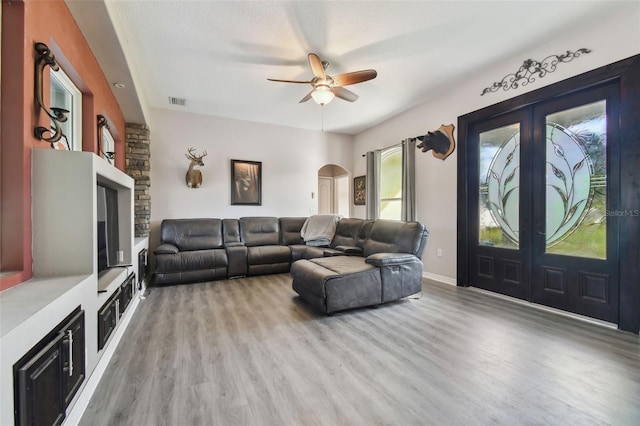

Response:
(379, 145), (402, 220)
(50, 67), (82, 151)
(366, 140), (415, 221)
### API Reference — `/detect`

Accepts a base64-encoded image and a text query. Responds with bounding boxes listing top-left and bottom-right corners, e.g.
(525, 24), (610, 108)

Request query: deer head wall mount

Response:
(185, 147), (207, 188)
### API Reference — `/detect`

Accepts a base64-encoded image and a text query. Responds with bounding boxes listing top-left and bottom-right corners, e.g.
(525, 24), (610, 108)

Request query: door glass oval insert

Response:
(545, 100), (606, 259)
(479, 123), (520, 249)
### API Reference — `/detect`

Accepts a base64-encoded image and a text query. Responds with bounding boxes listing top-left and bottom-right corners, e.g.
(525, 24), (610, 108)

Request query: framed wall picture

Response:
(354, 175), (365, 205)
(231, 159), (262, 205)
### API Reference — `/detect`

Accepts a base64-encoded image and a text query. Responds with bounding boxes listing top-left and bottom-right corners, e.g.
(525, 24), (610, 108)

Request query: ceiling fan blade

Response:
(332, 69), (377, 87)
(332, 86), (359, 102)
(299, 91), (313, 103)
(308, 53), (326, 80)
(267, 78), (313, 84)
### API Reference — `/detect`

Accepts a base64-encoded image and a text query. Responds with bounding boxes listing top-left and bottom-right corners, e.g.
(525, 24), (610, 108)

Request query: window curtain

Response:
(401, 138), (416, 221)
(365, 150), (380, 220)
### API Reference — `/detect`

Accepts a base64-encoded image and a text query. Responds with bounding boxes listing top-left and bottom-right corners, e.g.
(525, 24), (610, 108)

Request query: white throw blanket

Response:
(300, 214), (342, 246)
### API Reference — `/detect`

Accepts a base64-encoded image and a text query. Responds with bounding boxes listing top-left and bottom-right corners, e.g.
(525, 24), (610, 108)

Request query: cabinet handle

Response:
(116, 299), (120, 319)
(67, 329), (74, 377)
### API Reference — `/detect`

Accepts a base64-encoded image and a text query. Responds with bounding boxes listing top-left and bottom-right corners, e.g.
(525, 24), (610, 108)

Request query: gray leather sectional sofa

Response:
(153, 216), (428, 313)
(291, 219), (428, 313)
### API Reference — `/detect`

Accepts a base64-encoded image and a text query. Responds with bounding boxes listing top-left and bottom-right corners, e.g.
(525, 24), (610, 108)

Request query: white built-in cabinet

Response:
(0, 150), (142, 425)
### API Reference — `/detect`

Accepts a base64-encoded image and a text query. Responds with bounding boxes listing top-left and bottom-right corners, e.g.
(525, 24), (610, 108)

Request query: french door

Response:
(467, 83), (619, 323)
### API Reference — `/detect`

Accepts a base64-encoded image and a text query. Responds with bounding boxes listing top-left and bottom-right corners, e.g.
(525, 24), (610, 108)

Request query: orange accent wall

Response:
(1, 0), (127, 291)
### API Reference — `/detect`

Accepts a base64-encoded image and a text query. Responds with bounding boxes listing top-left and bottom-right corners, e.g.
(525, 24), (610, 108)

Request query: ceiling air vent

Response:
(168, 96), (187, 106)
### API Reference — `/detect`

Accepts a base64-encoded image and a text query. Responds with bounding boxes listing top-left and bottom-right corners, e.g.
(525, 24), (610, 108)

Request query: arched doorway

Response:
(318, 164), (349, 217)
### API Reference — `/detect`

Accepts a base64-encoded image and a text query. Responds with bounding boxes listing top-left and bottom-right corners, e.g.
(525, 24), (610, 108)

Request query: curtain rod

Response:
(361, 137), (417, 157)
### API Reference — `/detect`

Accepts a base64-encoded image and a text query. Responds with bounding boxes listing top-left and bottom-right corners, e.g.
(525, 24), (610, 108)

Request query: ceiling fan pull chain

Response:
(321, 106), (324, 132)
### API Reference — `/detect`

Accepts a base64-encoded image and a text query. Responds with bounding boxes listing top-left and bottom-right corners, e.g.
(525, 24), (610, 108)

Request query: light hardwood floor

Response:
(80, 275), (640, 426)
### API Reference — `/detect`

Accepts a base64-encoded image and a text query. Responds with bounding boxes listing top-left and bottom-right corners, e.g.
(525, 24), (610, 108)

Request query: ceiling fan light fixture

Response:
(311, 84), (334, 105)
(268, 53), (376, 106)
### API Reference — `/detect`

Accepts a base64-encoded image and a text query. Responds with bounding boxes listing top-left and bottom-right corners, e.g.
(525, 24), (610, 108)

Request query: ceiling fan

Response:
(268, 53), (377, 106)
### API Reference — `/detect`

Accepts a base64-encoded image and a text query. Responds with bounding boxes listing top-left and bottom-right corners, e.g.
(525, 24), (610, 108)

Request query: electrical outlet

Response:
(117, 250), (124, 263)
(437, 249), (443, 257)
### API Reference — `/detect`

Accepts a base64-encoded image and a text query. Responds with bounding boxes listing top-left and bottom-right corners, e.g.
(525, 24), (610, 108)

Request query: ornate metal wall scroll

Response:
(481, 48), (592, 96)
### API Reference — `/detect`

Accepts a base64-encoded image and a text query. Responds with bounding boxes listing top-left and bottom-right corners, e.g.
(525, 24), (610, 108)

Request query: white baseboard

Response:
(467, 286), (618, 330)
(64, 294), (141, 425)
(423, 272), (457, 286)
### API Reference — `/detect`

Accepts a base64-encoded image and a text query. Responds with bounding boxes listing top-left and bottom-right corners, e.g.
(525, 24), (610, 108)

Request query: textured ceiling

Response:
(69, 0), (620, 135)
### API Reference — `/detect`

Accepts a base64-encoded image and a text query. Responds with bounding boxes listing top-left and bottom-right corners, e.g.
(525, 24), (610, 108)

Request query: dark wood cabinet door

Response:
(17, 333), (66, 426)
(60, 310), (85, 407)
(98, 289), (120, 350)
(119, 273), (134, 315)
(14, 307), (85, 426)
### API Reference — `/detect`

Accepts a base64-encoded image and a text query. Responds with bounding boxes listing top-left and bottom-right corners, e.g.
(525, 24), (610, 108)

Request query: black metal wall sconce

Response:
(34, 42), (70, 149)
(97, 115), (115, 164)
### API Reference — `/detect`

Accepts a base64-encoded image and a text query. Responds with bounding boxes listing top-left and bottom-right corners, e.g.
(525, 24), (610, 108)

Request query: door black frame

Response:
(467, 109), (533, 301)
(457, 55), (640, 333)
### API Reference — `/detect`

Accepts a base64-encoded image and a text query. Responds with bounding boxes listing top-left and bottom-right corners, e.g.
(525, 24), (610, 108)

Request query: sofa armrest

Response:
(226, 244), (248, 277)
(155, 243), (179, 255)
(224, 242), (246, 248)
(323, 248), (346, 257)
(365, 252), (418, 266)
(334, 245), (363, 256)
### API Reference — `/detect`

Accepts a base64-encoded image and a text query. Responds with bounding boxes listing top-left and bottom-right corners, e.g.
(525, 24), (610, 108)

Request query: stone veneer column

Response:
(125, 123), (151, 238)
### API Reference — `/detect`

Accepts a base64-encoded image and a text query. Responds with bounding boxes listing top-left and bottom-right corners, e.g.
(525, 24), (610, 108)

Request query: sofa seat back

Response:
(240, 217), (291, 276)
(156, 219), (228, 285)
(222, 219), (242, 246)
(161, 218), (224, 250)
(279, 217), (307, 245)
(330, 218), (364, 248)
(363, 220), (428, 258)
(240, 217), (281, 246)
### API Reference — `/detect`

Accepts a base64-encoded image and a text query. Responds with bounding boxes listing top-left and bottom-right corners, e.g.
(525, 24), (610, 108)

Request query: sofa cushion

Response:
(309, 256), (377, 276)
(247, 245), (291, 265)
(279, 217), (307, 245)
(291, 257), (381, 313)
(161, 219), (223, 251)
(331, 218), (364, 248)
(155, 249), (227, 273)
(240, 217), (280, 246)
